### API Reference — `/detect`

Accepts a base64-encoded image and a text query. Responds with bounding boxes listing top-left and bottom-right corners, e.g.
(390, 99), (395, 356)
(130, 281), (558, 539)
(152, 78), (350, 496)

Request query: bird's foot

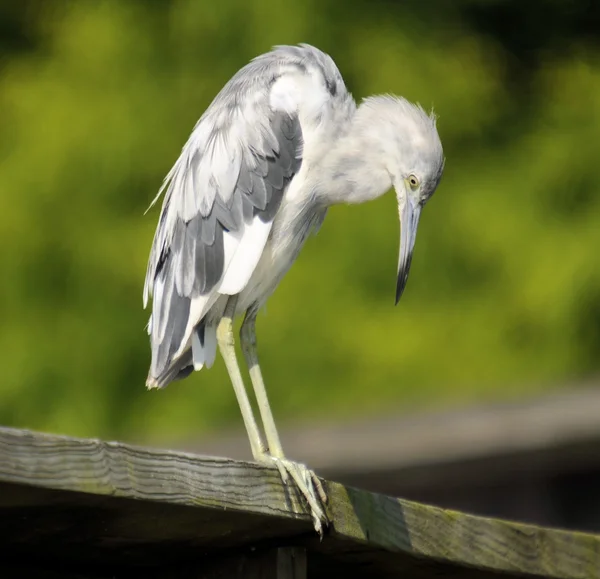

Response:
(259, 454), (328, 535)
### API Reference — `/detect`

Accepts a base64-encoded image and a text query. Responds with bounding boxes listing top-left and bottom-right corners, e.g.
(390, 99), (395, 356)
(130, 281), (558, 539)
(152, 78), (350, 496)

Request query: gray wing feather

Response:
(146, 114), (302, 304)
(144, 48), (323, 383)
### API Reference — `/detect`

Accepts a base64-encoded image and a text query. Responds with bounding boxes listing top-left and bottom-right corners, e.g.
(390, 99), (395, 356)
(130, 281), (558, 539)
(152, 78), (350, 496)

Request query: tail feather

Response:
(146, 319), (217, 389)
(146, 349), (193, 389)
(147, 254), (216, 388)
(192, 321), (217, 370)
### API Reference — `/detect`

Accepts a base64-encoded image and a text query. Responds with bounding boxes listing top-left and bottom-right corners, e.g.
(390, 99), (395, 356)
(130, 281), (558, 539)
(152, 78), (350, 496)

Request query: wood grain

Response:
(0, 425), (309, 519)
(1, 425), (599, 578)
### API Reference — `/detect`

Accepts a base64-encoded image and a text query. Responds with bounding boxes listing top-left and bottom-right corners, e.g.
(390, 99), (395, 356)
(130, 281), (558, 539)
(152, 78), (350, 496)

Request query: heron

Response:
(143, 44), (444, 534)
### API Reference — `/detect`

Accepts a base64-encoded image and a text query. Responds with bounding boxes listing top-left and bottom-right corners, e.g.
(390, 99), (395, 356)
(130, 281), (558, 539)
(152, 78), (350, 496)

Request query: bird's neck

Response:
(317, 110), (393, 207)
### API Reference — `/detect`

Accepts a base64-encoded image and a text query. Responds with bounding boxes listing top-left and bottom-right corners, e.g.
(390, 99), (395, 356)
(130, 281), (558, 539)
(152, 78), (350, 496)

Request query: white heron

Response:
(143, 44), (444, 534)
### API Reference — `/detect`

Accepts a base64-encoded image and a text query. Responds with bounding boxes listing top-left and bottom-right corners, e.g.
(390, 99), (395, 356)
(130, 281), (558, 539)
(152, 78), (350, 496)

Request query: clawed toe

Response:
(311, 471), (328, 505)
(260, 455), (328, 535)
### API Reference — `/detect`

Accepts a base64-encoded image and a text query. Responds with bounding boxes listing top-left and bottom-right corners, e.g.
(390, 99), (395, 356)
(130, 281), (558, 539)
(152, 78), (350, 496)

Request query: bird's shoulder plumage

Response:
(144, 44), (349, 387)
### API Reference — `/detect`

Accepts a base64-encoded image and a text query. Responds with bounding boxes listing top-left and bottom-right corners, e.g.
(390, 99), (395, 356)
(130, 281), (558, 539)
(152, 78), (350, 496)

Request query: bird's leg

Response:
(216, 296), (267, 460)
(240, 308), (284, 458)
(240, 309), (328, 534)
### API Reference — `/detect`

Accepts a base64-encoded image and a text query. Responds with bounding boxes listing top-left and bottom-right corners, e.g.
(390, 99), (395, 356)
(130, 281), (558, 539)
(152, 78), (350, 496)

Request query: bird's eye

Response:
(408, 175), (420, 190)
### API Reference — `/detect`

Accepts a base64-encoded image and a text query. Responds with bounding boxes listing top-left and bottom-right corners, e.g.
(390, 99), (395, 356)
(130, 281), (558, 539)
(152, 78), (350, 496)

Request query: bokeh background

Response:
(1, 0), (600, 448)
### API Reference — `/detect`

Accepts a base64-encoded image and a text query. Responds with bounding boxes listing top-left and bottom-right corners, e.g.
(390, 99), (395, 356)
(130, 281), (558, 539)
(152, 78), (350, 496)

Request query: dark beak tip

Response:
(395, 278), (406, 305)
(395, 251), (414, 306)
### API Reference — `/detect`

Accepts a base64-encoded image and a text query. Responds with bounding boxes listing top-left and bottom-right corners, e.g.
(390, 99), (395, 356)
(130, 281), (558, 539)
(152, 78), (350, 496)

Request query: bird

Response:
(143, 44), (444, 534)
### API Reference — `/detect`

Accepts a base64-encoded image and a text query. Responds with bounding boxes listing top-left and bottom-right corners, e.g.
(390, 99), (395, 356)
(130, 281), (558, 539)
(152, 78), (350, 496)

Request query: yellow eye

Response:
(408, 174), (420, 190)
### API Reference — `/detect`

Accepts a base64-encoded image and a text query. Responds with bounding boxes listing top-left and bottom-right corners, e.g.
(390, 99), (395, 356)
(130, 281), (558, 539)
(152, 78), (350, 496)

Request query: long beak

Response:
(396, 194), (421, 305)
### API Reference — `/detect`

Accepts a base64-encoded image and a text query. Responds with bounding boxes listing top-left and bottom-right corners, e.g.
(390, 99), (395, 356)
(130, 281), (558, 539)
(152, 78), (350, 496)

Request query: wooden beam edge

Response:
(1, 426), (599, 579)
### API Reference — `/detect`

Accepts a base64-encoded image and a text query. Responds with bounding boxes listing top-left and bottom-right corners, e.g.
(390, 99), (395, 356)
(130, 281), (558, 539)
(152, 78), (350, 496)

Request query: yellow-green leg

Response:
(240, 308), (328, 534)
(216, 296), (267, 460)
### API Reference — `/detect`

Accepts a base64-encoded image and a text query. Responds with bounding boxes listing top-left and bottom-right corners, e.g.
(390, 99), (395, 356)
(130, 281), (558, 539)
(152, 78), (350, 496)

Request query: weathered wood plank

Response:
(327, 484), (600, 578)
(1, 425), (599, 578)
(0, 425), (307, 519)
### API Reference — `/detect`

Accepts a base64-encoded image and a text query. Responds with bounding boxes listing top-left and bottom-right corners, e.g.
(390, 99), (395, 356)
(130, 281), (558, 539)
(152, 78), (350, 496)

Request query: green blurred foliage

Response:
(1, 0), (599, 443)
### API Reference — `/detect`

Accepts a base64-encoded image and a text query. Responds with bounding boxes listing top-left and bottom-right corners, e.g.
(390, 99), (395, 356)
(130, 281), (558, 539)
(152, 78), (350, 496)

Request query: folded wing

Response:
(144, 63), (304, 387)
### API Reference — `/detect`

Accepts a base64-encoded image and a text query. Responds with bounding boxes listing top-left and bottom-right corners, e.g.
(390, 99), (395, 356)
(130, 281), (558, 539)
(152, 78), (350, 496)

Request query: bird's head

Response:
(362, 96), (445, 304)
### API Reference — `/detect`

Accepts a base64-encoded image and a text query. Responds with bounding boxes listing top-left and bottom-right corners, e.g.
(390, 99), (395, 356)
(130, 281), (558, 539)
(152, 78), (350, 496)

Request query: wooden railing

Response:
(1, 426), (598, 578)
